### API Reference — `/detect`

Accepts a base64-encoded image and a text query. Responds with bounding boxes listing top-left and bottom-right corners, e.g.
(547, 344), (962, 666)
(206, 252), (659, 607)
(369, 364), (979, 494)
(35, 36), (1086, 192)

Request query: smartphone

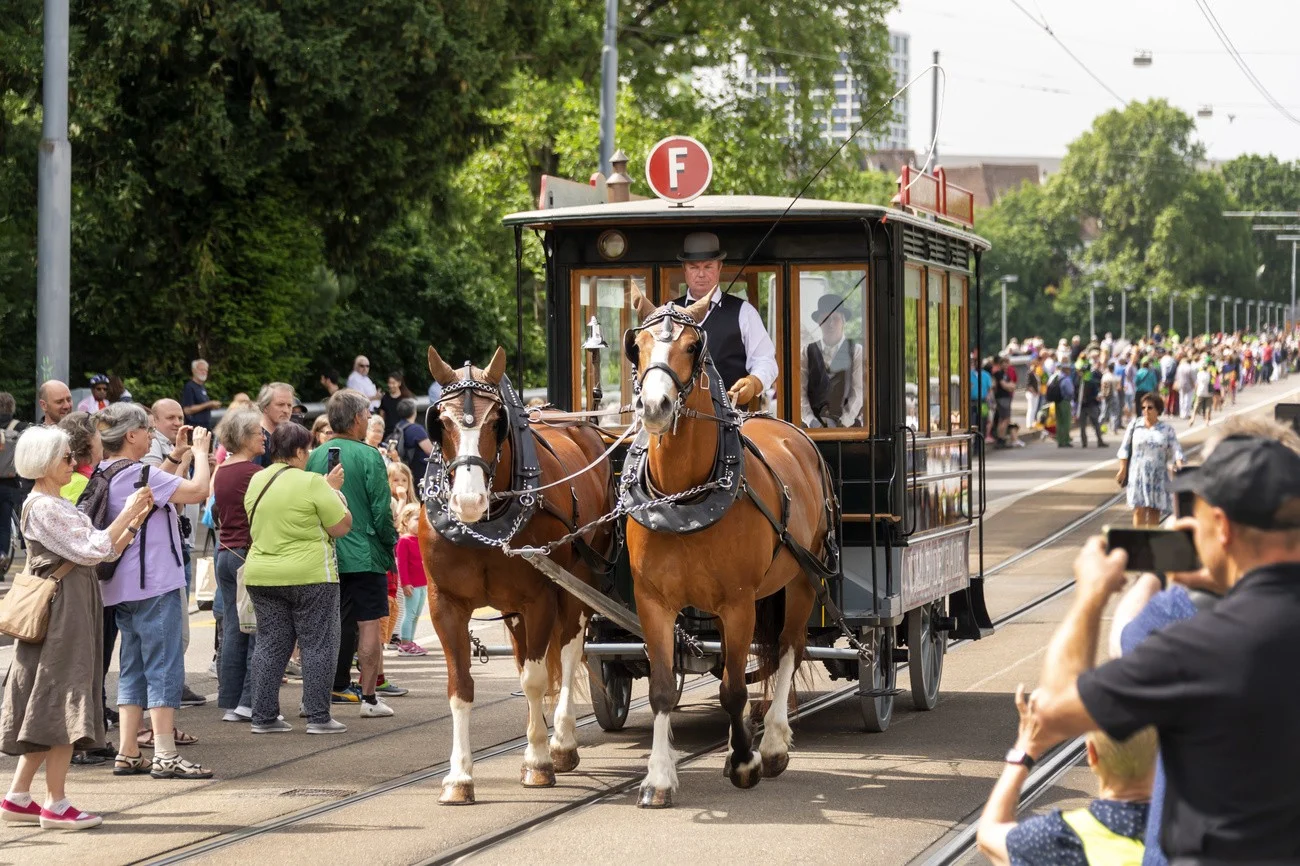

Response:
(1104, 526), (1201, 573)
(326, 447), (341, 474)
(135, 463), (151, 489)
(185, 427), (194, 446)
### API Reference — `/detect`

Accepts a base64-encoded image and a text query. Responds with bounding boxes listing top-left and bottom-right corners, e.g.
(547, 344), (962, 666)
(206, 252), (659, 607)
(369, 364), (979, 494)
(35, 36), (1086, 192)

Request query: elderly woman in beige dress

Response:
(0, 427), (151, 831)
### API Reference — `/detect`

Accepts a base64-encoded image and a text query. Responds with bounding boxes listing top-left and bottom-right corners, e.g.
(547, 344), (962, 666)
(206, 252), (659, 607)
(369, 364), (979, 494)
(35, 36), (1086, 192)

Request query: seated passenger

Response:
(801, 294), (864, 428)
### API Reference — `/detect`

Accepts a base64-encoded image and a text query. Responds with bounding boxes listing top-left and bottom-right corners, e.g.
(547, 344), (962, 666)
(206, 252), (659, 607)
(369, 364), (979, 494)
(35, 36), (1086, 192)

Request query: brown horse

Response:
(624, 289), (832, 808)
(418, 346), (614, 805)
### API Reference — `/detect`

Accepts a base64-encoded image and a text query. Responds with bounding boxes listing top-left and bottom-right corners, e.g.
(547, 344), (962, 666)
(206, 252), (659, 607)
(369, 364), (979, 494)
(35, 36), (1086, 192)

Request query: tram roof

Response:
(501, 195), (990, 250)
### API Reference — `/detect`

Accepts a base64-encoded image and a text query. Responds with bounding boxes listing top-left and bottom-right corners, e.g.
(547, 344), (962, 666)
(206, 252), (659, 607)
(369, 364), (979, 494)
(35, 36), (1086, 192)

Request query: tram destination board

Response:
(901, 531), (970, 610)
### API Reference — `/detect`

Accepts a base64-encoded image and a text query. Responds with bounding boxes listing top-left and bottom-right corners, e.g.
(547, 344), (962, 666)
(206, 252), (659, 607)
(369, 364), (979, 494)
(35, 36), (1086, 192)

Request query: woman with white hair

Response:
(93, 403), (214, 780)
(0, 426), (152, 830)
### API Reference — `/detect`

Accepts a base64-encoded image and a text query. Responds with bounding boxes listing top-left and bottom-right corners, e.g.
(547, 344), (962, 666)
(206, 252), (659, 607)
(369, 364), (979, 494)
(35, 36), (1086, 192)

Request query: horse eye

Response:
(686, 342), (700, 355)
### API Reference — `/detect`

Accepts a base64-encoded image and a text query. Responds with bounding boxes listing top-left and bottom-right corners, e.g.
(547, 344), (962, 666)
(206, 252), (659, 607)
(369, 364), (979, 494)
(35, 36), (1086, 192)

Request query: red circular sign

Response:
(645, 136), (713, 203)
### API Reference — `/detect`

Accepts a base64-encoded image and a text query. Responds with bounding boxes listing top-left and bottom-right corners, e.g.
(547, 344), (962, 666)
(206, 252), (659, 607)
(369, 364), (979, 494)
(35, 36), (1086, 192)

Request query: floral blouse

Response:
(21, 493), (118, 566)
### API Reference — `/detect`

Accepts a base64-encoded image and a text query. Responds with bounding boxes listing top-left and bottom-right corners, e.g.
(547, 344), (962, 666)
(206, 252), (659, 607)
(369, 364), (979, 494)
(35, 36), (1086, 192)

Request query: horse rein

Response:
(627, 305), (732, 432)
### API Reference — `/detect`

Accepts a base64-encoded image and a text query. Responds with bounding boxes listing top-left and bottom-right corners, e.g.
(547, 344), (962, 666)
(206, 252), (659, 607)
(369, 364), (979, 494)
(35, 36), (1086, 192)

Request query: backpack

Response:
(78, 459), (178, 585)
(0, 420), (30, 480)
(1045, 373), (1063, 404)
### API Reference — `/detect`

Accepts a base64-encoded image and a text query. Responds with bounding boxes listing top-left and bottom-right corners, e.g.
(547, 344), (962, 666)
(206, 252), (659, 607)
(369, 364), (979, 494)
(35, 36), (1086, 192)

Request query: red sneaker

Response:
(38, 803), (102, 831)
(0, 797), (40, 824)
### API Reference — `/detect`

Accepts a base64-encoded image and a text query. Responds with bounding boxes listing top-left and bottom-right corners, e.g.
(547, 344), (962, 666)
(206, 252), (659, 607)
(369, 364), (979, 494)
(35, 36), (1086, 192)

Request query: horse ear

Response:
(684, 286), (716, 324)
(428, 346), (458, 386)
(484, 347), (508, 384)
(624, 327), (640, 367)
(630, 284), (657, 321)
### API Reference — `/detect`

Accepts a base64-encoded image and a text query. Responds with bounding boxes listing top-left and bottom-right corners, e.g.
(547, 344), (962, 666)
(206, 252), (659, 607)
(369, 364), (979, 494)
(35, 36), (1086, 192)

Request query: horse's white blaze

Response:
(644, 711), (679, 791)
(639, 339), (677, 414)
(550, 615), (586, 754)
(445, 696), (474, 785)
(520, 658), (551, 769)
(448, 425), (489, 521)
(759, 648), (796, 760)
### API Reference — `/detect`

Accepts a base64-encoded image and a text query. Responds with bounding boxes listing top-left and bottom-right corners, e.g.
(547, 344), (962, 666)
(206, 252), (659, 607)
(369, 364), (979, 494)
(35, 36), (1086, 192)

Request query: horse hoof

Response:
(439, 782), (475, 805)
(761, 751), (789, 779)
(726, 755), (762, 790)
(520, 765), (557, 787)
(550, 747), (580, 773)
(638, 785), (673, 809)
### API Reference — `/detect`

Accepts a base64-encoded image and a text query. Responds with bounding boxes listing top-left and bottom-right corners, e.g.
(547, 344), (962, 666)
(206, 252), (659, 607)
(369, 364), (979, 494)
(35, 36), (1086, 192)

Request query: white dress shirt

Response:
(347, 370), (379, 409)
(686, 287), (779, 389)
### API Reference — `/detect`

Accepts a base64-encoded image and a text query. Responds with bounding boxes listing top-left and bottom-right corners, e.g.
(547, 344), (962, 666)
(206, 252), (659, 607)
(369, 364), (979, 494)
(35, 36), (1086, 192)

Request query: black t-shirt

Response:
(181, 380), (212, 429)
(991, 369), (1010, 402)
(1078, 563), (1300, 861)
(379, 393), (403, 439)
(399, 421), (430, 482)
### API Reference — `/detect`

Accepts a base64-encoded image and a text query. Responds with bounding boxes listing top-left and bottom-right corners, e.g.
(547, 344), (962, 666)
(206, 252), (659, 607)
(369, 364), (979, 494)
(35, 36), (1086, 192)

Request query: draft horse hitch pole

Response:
(519, 552), (645, 639)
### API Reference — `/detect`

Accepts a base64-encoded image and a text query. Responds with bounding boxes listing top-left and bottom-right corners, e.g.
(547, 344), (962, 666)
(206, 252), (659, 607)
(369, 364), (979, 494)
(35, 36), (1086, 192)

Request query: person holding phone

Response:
(1116, 393), (1183, 527)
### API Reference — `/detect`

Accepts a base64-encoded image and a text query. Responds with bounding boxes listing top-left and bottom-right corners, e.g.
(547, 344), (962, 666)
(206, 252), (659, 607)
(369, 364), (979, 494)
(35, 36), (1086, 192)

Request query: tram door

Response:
(573, 271), (647, 428)
(659, 266), (782, 416)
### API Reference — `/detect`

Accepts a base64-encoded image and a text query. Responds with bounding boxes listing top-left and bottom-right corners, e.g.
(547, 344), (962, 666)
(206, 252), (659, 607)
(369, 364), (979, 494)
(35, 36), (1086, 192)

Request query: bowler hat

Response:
(677, 232), (726, 262)
(814, 294), (849, 325)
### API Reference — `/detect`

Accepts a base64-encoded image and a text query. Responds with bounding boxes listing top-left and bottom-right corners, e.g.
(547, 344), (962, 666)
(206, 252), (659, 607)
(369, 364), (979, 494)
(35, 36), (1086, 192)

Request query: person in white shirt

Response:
(801, 294), (864, 428)
(1175, 355), (1197, 418)
(346, 356), (379, 410)
(76, 375), (111, 415)
(669, 233), (778, 408)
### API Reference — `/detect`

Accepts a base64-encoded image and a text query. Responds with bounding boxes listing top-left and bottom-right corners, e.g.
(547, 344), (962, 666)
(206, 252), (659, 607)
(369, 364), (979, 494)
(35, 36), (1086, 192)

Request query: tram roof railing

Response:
(501, 194), (990, 251)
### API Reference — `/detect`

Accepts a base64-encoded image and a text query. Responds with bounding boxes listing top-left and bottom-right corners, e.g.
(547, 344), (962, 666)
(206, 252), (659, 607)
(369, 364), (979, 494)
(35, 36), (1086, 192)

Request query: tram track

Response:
(144, 484), (1129, 865)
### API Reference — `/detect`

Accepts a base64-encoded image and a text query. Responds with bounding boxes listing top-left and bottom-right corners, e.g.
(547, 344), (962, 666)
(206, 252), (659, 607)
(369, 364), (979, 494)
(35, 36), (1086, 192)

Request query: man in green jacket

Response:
(306, 389), (401, 717)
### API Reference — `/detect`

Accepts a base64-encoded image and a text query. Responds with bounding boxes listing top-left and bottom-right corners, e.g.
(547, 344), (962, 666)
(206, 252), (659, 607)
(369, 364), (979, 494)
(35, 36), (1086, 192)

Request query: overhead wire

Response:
(1003, 0), (1126, 105)
(1191, 0), (1300, 126)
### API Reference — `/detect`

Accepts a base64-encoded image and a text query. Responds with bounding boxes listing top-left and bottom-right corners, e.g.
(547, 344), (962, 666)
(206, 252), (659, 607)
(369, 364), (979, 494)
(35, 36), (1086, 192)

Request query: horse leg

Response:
(759, 578), (814, 779)
(432, 601), (476, 805)
(637, 599), (680, 808)
(721, 601), (762, 789)
(549, 599), (586, 773)
(518, 595), (557, 788)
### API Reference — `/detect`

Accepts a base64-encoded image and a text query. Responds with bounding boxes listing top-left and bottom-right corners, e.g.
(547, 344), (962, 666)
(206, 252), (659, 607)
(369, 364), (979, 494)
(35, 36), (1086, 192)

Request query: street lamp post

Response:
(1234, 299), (1240, 333)
(1122, 285), (1132, 340)
(598, 0), (620, 174)
(1187, 295), (1193, 338)
(1146, 289), (1153, 338)
(1220, 297), (1227, 334)
(1206, 295), (1214, 337)
(1168, 292), (1175, 335)
(1090, 280), (1101, 340)
(999, 275), (1019, 352)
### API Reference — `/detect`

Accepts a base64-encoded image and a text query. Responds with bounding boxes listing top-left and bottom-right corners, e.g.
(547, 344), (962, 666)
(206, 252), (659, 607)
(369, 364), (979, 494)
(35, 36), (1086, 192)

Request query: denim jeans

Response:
(116, 589), (185, 709)
(399, 586), (427, 642)
(216, 547), (255, 709)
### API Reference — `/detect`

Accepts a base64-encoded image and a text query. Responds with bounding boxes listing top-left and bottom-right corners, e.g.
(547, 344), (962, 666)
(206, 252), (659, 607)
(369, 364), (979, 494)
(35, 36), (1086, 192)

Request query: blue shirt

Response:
(1119, 587), (1200, 866)
(1135, 368), (1159, 394)
(971, 369), (992, 401)
(181, 380), (213, 429)
(1006, 800), (1150, 865)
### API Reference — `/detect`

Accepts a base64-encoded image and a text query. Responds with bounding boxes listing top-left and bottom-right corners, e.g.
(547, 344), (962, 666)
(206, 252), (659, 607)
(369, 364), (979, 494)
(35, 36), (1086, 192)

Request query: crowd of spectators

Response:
(0, 353), (436, 831)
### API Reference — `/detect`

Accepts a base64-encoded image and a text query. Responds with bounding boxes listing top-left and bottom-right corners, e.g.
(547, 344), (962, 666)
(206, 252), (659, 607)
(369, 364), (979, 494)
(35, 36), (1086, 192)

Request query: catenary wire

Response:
(1191, 0), (1300, 126)
(1004, 0), (1126, 105)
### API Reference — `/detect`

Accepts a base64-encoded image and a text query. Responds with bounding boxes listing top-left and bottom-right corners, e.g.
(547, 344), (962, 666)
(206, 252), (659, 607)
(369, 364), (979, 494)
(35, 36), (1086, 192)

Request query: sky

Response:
(886, 0), (1300, 161)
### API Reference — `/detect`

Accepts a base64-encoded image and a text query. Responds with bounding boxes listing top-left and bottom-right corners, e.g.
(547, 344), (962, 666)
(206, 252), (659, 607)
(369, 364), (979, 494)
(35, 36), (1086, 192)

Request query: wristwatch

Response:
(1004, 748), (1036, 770)
(126, 525), (139, 536)
(165, 453), (180, 464)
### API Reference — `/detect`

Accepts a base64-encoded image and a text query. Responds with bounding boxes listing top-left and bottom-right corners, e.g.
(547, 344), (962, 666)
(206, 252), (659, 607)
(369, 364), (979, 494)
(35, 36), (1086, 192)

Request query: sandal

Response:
(137, 729), (154, 749)
(113, 753), (150, 776)
(150, 753), (214, 780)
(137, 727), (198, 748)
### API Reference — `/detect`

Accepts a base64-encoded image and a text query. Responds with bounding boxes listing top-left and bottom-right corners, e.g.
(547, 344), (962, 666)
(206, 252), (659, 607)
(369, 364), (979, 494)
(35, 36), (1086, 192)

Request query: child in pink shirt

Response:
(395, 504), (429, 656)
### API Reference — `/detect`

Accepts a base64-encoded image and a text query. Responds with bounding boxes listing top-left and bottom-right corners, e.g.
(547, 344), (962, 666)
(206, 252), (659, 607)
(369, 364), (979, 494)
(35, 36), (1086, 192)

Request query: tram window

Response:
(903, 267), (922, 432)
(796, 267), (867, 431)
(661, 266), (781, 416)
(575, 272), (647, 428)
(949, 276), (968, 432)
(927, 270), (946, 435)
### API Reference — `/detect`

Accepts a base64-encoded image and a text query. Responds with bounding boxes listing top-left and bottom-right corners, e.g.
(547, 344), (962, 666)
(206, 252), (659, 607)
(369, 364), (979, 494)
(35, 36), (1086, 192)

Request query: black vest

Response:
(806, 339), (856, 425)
(672, 292), (748, 389)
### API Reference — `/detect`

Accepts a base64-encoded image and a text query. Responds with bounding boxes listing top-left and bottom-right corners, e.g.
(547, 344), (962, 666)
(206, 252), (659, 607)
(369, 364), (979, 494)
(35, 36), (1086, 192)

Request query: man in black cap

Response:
(800, 294), (863, 428)
(671, 232), (777, 408)
(1022, 435), (1300, 863)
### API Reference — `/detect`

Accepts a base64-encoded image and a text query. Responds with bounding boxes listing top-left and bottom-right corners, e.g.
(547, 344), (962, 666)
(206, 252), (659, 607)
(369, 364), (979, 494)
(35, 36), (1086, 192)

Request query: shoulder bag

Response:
(0, 502), (78, 643)
(233, 465), (290, 635)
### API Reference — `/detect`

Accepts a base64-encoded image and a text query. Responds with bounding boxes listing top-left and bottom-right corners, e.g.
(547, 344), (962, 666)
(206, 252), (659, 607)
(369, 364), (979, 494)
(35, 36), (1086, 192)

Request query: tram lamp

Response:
(584, 316), (607, 406)
(998, 275), (1018, 352)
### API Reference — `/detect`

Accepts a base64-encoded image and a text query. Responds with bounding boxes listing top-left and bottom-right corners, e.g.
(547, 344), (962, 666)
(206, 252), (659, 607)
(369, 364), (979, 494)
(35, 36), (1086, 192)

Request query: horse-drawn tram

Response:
(418, 141), (994, 807)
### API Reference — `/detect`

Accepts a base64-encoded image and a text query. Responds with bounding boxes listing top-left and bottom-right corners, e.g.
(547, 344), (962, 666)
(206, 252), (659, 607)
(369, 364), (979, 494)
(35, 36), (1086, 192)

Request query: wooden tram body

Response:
(502, 193), (994, 731)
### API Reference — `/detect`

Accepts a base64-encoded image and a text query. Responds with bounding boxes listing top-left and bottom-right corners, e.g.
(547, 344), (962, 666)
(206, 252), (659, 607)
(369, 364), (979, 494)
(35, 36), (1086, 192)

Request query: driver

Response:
(670, 232), (778, 408)
(801, 294), (864, 428)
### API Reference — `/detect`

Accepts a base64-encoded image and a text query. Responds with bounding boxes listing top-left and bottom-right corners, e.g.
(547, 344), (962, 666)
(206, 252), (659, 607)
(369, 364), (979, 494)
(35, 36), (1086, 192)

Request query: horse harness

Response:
(622, 306), (864, 656)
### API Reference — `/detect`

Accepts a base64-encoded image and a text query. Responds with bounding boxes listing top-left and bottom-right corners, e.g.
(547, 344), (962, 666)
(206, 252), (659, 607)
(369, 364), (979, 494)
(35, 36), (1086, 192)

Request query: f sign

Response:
(668, 147), (688, 190)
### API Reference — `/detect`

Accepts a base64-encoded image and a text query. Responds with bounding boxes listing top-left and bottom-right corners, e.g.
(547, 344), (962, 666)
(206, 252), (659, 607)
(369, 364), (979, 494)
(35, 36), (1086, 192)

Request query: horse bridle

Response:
(430, 362), (508, 492)
(625, 305), (710, 426)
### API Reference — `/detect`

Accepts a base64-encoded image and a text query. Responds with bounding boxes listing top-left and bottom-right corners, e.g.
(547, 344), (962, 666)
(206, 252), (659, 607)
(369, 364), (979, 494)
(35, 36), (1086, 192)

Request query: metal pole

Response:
(931, 51), (940, 164)
(1145, 291), (1152, 338)
(1089, 285), (1095, 340)
(1205, 296), (1211, 337)
(1292, 241), (1297, 334)
(1234, 300), (1239, 333)
(1121, 290), (1127, 340)
(598, 0), (620, 174)
(1001, 282), (1007, 352)
(1187, 297), (1192, 338)
(35, 0), (71, 407)
(1220, 298), (1226, 334)
(1168, 293), (1174, 335)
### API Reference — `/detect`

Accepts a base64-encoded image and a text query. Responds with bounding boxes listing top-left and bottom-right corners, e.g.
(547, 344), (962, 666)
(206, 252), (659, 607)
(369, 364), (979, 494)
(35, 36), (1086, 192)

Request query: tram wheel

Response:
(907, 601), (947, 711)
(858, 627), (895, 733)
(587, 659), (631, 732)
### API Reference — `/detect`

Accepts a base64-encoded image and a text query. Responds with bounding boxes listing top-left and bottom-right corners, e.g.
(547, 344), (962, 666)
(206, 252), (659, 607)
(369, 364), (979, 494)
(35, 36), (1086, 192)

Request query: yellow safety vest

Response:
(1061, 807), (1145, 865)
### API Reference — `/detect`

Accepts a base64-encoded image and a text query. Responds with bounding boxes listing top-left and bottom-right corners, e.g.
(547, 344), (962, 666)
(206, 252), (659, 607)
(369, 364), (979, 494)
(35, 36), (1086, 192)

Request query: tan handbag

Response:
(0, 558), (76, 644)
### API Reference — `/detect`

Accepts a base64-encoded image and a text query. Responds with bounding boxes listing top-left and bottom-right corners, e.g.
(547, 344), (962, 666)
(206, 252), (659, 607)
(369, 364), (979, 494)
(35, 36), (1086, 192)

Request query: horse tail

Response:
(752, 588), (786, 683)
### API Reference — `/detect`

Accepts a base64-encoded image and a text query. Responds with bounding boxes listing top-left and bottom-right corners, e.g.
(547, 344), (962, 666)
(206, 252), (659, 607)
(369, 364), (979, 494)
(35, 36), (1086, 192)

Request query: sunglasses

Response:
(63, 450), (75, 465)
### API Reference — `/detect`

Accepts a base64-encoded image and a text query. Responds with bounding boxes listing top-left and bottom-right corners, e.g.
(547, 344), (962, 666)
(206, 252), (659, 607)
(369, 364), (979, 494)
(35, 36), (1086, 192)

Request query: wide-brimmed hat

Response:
(814, 294), (849, 325)
(677, 232), (726, 262)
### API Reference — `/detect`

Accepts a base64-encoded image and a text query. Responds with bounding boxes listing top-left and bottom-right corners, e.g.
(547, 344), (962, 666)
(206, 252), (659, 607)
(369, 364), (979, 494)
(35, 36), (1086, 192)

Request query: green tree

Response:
(1221, 154), (1300, 305)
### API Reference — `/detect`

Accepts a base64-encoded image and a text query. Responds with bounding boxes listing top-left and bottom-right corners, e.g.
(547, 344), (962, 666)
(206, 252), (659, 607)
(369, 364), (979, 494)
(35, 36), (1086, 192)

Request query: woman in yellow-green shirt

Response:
(242, 423), (351, 735)
(56, 413), (102, 503)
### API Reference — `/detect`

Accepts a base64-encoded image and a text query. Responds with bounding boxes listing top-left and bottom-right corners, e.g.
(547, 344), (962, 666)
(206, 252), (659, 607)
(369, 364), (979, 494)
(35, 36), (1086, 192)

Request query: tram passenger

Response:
(800, 294), (864, 428)
(977, 685), (1155, 865)
(669, 233), (778, 409)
